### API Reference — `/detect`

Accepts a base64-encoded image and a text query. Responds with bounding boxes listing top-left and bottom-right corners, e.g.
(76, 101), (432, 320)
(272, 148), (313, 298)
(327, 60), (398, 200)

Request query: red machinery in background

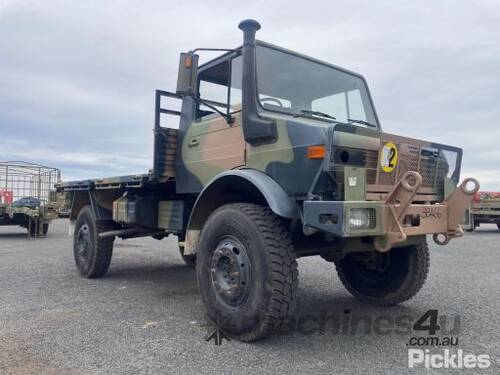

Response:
(0, 189), (13, 204)
(465, 191), (500, 231)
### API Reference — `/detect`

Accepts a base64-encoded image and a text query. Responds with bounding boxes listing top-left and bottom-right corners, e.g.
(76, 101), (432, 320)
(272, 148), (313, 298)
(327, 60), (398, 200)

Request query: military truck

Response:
(463, 192), (500, 231)
(0, 161), (60, 237)
(58, 20), (479, 341)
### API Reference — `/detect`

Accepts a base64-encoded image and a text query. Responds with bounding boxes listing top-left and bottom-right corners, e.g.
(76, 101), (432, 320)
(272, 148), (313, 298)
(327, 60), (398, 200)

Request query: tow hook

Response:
(433, 232), (450, 245)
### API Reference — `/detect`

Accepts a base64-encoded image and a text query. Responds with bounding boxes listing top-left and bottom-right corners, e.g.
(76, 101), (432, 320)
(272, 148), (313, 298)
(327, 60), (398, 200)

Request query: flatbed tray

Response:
(59, 174), (151, 191)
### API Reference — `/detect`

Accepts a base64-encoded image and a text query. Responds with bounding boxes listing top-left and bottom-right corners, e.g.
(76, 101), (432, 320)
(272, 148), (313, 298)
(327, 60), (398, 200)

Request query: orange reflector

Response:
(185, 55), (192, 68)
(307, 145), (326, 159)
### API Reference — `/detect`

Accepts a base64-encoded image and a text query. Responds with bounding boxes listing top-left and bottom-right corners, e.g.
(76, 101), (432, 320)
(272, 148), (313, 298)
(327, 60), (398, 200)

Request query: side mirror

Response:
(176, 52), (199, 96)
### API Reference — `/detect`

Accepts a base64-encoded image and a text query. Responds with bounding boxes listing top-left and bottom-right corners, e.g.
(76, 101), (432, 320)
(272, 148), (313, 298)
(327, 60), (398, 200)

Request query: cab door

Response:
(180, 55), (245, 191)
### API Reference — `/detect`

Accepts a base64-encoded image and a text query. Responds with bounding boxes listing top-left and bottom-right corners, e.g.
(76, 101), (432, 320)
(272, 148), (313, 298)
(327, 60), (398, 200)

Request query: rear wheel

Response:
(334, 243), (429, 306)
(73, 206), (114, 278)
(196, 203), (298, 342)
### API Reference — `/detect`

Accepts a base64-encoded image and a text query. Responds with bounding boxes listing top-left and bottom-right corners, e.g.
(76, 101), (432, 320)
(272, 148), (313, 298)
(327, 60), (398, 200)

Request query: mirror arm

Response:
(193, 95), (234, 124)
(191, 48), (240, 54)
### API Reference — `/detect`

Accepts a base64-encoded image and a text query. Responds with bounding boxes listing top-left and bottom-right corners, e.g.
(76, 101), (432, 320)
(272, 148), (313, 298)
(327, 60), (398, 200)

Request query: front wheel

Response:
(334, 243), (429, 306)
(73, 206), (114, 278)
(196, 203), (298, 342)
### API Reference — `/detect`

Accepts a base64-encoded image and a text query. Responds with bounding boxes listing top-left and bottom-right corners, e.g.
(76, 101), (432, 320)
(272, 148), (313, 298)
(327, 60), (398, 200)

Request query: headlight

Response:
(348, 208), (376, 230)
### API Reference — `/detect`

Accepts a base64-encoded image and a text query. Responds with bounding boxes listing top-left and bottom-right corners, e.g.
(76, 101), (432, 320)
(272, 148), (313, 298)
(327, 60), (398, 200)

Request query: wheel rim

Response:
(210, 236), (251, 307)
(76, 224), (91, 266)
(353, 251), (391, 279)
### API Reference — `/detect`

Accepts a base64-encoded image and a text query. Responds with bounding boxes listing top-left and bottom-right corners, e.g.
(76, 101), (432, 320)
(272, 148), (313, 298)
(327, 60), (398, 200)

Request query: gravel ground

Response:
(0, 219), (498, 374)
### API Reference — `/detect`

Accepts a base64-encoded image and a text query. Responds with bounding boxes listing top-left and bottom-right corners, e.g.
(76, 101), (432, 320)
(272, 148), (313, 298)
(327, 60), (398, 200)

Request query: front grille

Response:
(331, 140), (452, 202)
(366, 143), (447, 194)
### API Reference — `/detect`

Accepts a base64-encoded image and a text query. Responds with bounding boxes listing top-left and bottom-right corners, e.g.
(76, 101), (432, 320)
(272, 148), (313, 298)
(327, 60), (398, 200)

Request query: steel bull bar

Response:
(303, 172), (480, 252)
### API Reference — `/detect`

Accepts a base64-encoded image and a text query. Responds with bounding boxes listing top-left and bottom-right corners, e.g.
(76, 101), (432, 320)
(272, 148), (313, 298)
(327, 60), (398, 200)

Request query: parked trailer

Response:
(0, 161), (60, 237)
(463, 192), (500, 231)
(59, 20), (479, 341)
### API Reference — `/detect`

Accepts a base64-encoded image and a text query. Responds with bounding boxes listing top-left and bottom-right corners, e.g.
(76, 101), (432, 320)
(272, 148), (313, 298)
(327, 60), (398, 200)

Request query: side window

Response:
(197, 60), (229, 120)
(197, 55), (243, 120)
(229, 55), (242, 112)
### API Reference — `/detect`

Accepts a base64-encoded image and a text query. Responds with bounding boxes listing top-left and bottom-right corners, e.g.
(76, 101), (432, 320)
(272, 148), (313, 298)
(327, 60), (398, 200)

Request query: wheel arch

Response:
(184, 169), (299, 255)
(69, 191), (90, 221)
(69, 190), (116, 221)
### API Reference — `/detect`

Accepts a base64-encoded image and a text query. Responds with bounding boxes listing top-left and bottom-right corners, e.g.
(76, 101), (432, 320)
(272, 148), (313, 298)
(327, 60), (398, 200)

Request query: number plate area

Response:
(403, 205), (448, 235)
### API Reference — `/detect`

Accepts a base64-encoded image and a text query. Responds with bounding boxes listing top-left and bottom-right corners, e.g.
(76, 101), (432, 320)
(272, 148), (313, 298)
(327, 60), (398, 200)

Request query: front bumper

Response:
(303, 171), (480, 251)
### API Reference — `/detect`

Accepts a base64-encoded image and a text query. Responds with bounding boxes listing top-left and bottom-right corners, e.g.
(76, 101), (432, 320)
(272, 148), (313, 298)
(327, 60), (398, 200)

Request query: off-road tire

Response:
(73, 206), (114, 278)
(334, 243), (429, 306)
(196, 203), (298, 342)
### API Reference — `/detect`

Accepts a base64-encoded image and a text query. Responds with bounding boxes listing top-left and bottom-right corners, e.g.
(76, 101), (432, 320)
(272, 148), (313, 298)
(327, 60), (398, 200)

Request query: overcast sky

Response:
(1, 0), (499, 190)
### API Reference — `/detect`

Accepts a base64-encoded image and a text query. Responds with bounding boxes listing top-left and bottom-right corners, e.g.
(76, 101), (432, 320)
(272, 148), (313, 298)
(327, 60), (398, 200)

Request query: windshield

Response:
(256, 45), (378, 127)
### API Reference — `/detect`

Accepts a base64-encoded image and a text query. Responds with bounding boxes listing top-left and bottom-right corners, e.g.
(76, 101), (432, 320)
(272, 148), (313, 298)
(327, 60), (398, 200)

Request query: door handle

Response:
(188, 139), (199, 148)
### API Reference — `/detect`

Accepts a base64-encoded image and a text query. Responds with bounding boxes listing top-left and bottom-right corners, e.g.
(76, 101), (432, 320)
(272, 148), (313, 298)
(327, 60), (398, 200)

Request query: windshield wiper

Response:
(294, 109), (337, 121)
(347, 118), (377, 128)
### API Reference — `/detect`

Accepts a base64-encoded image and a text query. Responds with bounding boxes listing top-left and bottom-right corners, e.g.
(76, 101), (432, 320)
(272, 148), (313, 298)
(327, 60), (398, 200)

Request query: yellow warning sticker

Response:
(380, 142), (398, 173)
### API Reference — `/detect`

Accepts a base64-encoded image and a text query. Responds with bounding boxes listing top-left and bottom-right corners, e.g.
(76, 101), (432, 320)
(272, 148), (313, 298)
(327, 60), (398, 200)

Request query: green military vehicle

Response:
(59, 20), (479, 341)
(0, 161), (60, 237)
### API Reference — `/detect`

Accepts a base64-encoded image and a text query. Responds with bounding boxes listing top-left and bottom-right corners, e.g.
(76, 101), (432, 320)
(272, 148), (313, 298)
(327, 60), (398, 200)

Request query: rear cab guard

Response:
(303, 171), (480, 252)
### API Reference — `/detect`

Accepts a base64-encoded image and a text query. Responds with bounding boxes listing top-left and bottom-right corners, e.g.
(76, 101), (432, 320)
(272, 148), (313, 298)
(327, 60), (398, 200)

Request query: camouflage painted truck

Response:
(463, 192), (500, 231)
(58, 20), (480, 341)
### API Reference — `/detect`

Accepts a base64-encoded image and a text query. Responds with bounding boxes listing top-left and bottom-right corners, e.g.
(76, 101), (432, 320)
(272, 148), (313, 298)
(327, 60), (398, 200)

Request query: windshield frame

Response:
(254, 41), (381, 130)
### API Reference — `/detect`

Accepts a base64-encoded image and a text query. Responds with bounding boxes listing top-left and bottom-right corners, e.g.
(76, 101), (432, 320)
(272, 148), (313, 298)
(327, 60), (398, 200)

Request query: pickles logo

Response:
(408, 349), (491, 369)
(380, 142), (398, 173)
